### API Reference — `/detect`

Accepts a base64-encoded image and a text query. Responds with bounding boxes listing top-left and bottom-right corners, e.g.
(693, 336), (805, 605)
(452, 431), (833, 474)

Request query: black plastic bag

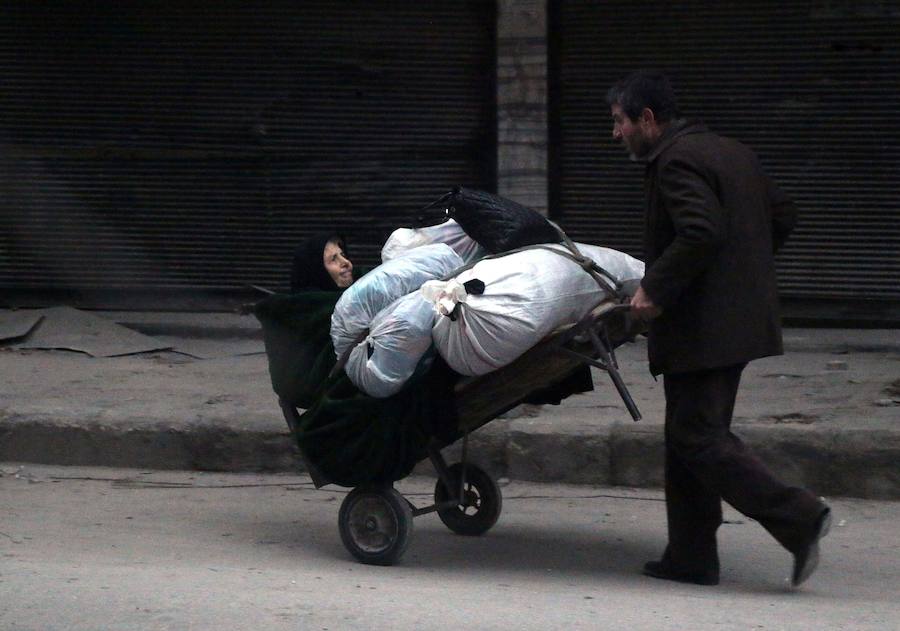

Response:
(417, 186), (561, 253)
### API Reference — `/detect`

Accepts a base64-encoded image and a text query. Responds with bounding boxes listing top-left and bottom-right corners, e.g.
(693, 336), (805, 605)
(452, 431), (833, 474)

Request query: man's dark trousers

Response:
(662, 363), (825, 573)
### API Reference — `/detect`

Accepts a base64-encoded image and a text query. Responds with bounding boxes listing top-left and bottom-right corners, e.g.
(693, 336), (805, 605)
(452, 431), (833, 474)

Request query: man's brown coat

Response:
(640, 121), (797, 376)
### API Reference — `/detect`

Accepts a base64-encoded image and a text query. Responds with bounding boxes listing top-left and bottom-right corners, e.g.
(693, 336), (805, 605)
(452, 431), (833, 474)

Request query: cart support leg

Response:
(427, 442), (455, 497)
(458, 433), (469, 499)
(427, 438), (470, 506)
(588, 329), (643, 422)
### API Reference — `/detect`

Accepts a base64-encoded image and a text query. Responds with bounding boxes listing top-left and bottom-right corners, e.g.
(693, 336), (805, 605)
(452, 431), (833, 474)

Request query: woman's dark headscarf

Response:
(290, 233), (349, 292)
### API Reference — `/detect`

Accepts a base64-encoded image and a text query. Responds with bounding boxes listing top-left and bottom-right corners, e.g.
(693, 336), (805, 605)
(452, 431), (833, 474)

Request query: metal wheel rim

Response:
(346, 495), (400, 554)
(457, 485), (482, 516)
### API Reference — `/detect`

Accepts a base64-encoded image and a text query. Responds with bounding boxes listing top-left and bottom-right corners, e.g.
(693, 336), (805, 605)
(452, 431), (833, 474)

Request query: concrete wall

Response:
(496, 0), (548, 215)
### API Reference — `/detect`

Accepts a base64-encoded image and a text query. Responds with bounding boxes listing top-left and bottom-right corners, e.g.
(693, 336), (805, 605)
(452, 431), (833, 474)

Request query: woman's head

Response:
(290, 232), (355, 292)
(323, 237), (353, 288)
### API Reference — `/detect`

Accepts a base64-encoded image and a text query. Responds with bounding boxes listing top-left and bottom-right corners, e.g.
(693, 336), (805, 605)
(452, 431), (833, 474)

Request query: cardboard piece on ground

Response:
(0, 311), (44, 343)
(157, 337), (265, 360)
(11, 306), (172, 357)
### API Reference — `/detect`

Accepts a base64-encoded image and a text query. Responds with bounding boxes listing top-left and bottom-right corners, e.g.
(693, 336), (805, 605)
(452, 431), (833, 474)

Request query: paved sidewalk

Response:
(1, 310), (898, 499)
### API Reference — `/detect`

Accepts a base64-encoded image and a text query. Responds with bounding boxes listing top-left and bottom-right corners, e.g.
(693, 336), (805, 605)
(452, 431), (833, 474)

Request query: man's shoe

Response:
(791, 507), (832, 587)
(643, 560), (719, 586)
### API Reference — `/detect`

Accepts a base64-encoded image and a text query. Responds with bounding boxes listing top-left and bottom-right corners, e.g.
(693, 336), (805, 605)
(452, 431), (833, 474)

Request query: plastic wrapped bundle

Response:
(381, 218), (487, 264)
(344, 291), (437, 398)
(331, 243), (463, 359)
(424, 243), (644, 376)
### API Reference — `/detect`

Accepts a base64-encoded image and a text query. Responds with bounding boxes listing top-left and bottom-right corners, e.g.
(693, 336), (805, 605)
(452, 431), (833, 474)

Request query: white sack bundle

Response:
(381, 218), (486, 264)
(332, 242), (462, 359)
(424, 243), (644, 376)
(344, 291), (437, 398)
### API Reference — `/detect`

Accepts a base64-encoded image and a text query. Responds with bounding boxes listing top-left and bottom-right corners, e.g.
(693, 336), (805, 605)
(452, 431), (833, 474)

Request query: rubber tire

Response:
(434, 463), (502, 536)
(338, 486), (413, 566)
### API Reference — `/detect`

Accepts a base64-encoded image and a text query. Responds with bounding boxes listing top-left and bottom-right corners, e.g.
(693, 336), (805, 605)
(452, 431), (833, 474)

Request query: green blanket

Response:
(254, 292), (459, 488)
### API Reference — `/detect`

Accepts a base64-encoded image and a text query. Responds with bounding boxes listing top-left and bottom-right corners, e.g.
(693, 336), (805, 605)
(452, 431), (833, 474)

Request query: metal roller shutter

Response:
(550, 1), (899, 322)
(0, 1), (496, 307)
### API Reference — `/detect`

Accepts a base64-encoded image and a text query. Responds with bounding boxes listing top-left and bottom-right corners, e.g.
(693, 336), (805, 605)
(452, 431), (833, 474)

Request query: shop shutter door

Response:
(0, 1), (496, 305)
(551, 1), (899, 316)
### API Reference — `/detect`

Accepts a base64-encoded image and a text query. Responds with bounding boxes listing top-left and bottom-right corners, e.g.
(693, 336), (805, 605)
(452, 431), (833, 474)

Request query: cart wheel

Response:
(434, 463), (502, 536)
(338, 486), (413, 566)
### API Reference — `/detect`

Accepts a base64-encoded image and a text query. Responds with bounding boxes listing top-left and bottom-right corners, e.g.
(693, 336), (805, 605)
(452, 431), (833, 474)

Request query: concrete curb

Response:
(0, 415), (300, 473)
(443, 422), (900, 500)
(4, 411), (898, 500)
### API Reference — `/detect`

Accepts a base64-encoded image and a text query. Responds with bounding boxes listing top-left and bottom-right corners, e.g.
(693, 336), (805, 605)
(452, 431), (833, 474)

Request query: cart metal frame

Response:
(277, 298), (644, 565)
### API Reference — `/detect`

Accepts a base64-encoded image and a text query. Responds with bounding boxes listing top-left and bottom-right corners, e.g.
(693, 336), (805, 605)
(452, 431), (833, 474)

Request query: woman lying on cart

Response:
(257, 230), (593, 489)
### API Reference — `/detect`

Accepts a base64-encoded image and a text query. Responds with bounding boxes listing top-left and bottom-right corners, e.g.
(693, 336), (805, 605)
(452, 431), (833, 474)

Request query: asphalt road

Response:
(1, 464), (897, 631)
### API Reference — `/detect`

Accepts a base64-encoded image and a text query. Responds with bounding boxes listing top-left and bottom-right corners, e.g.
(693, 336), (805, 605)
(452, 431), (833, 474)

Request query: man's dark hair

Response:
(606, 70), (679, 123)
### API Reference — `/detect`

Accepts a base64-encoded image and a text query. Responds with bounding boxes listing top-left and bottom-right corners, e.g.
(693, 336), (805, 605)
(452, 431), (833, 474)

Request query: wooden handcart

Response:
(276, 298), (643, 565)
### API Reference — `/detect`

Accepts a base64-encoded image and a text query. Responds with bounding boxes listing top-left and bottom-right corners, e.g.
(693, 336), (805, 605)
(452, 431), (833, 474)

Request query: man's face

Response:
(323, 240), (353, 288)
(611, 103), (654, 161)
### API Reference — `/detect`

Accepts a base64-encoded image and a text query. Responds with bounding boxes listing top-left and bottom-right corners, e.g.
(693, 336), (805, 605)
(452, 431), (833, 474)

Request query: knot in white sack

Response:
(421, 279), (469, 317)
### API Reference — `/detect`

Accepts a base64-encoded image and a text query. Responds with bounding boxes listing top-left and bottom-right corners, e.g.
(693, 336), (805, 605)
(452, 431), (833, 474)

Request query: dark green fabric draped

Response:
(254, 292), (459, 488)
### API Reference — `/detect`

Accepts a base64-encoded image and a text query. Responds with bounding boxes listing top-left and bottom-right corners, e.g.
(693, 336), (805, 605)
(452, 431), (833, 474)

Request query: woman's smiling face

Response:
(323, 240), (353, 288)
